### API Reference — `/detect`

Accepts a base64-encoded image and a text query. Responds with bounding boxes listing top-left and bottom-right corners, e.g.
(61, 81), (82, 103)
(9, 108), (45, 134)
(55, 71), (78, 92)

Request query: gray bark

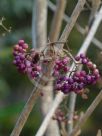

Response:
(32, 0), (60, 136)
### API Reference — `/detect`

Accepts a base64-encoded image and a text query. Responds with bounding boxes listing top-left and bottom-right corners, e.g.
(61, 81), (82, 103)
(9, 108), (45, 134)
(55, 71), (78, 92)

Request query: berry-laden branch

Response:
(13, 40), (100, 95)
(11, 2), (102, 136)
(32, 0), (60, 135)
(10, 0), (86, 136)
(35, 48), (100, 135)
(34, 4), (102, 134)
(68, 5), (102, 134)
(42, 0), (67, 135)
(34, 53), (100, 136)
(69, 90), (102, 136)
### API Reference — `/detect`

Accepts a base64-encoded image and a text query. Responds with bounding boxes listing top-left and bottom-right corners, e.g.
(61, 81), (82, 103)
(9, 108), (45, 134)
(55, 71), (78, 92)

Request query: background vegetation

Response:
(0, 0), (102, 135)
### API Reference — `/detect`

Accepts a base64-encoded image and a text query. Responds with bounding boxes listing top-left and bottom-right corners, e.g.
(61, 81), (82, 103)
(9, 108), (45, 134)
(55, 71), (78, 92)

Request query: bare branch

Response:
(32, 1), (36, 48)
(49, 0), (67, 42)
(40, 81), (60, 136)
(48, 0), (102, 50)
(32, 0), (47, 49)
(10, 79), (43, 136)
(59, 0), (86, 44)
(92, 38), (102, 50)
(69, 90), (102, 136)
(35, 92), (66, 136)
(68, 92), (77, 134)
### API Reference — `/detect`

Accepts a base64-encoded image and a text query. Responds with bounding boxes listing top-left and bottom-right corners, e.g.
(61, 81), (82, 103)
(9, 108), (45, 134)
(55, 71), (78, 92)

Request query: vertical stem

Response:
(45, 1), (67, 135)
(32, 0), (47, 49)
(40, 80), (60, 136)
(32, 0), (60, 136)
(68, 92), (77, 134)
(49, 0), (67, 42)
(35, 92), (65, 136)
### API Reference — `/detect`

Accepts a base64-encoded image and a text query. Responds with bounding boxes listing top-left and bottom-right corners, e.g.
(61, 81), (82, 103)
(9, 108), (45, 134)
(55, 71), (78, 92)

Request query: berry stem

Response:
(63, 49), (79, 65)
(0, 17), (11, 32)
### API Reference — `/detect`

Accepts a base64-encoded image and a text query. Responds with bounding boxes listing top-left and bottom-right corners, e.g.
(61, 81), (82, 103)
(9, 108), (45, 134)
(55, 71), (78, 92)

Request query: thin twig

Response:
(0, 17), (11, 33)
(10, 78), (43, 136)
(92, 38), (102, 50)
(69, 90), (102, 136)
(48, 0), (102, 50)
(59, 0), (86, 44)
(68, 5), (102, 134)
(60, 122), (68, 136)
(49, 0), (67, 42)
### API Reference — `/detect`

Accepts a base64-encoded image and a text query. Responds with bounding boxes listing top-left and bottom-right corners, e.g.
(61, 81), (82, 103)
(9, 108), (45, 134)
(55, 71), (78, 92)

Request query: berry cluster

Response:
(13, 40), (28, 73)
(55, 54), (100, 94)
(13, 40), (41, 79)
(52, 108), (79, 123)
(53, 57), (70, 76)
(52, 108), (66, 122)
(13, 40), (100, 95)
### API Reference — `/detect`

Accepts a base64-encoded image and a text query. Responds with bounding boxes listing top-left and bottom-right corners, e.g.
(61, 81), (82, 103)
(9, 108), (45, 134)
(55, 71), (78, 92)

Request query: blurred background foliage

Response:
(0, 0), (102, 135)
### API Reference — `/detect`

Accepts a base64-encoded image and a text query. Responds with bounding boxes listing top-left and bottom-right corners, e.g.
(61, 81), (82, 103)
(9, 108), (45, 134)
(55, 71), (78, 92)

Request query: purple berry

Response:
(18, 40), (24, 45)
(93, 69), (99, 75)
(75, 56), (80, 61)
(80, 71), (86, 76)
(80, 53), (85, 59)
(82, 58), (88, 64)
(87, 61), (93, 68)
